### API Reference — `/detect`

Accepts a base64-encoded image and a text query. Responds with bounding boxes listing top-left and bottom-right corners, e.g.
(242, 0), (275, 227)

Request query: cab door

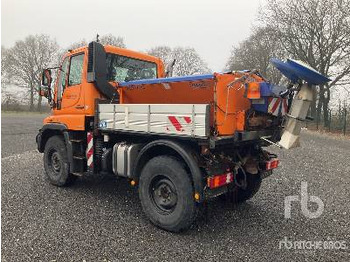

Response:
(61, 53), (84, 110)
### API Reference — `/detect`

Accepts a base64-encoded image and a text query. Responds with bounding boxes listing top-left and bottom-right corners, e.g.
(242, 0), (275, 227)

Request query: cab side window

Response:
(68, 54), (84, 86)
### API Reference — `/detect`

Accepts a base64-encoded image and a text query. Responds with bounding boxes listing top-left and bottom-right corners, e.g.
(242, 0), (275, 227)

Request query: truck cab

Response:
(43, 45), (165, 130)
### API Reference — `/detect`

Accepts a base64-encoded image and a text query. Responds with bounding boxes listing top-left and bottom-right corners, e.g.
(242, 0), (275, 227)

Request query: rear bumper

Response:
(235, 129), (282, 142)
(212, 128), (282, 147)
(203, 151), (279, 199)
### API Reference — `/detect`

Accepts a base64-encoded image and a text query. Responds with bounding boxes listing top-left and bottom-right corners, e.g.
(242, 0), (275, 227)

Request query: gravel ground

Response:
(2, 114), (350, 261)
(1, 114), (48, 158)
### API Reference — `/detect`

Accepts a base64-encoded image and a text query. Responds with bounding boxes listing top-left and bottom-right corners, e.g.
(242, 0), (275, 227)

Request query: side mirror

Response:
(41, 69), (52, 87)
(38, 85), (54, 108)
(39, 86), (49, 97)
(39, 68), (52, 99)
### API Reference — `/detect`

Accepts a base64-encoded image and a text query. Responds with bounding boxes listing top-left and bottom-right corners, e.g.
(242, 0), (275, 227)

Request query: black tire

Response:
(43, 136), (77, 186)
(221, 172), (262, 204)
(139, 156), (197, 232)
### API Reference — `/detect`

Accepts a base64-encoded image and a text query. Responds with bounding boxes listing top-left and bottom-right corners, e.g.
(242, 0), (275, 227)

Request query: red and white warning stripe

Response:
(280, 99), (288, 116)
(86, 132), (94, 169)
(268, 98), (288, 116)
(167, 116), (192, 132)
(268, 97), (281, 116)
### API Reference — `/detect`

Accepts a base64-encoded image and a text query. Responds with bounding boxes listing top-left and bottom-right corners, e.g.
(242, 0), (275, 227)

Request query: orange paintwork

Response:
(44, 44), (264, 136)
(215, 73), (264, 134)
(44, 45), (165, 130)
(121, 79), (215, 104)
(44, 114), (86, 130)
(120, 72), (265, 135)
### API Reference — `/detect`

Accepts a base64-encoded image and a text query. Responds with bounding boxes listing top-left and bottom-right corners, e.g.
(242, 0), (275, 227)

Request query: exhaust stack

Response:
(87, 41), (118, 101)
(270, 59), (331, 149)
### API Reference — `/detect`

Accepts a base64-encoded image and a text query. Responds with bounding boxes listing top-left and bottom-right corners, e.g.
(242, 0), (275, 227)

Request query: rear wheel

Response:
(139, 156), (196, 232)
(44, 136), (77, 186)
(221, 171), (262, 203)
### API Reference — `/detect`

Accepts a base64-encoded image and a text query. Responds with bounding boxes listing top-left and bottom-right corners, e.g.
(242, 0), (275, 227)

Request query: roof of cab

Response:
(67, 44), (162, 65)
(104, 45), (161, 64)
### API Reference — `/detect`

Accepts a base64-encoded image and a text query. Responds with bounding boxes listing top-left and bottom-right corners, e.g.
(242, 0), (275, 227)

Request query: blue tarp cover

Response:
(119, 74), (215, 86)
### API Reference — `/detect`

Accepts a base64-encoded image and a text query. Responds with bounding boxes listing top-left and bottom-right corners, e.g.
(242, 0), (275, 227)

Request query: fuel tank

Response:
(118, 72), (266, 136)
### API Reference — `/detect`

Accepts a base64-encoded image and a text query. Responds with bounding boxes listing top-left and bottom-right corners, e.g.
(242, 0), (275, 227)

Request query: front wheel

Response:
(139, 156), (197, 232)
(43, 136), (77, 186)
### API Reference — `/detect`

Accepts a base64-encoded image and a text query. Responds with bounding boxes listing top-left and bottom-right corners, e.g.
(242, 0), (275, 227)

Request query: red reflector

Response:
(265, 158), (279, 170)
(207, 172), (234, 189)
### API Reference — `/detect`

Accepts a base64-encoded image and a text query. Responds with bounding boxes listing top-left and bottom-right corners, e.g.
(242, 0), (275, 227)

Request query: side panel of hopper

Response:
(120, 75), (215, 105)
(118, 73), (262, 137)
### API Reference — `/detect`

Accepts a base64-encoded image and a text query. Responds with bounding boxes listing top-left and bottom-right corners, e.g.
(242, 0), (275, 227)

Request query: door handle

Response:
(75, 105), (84, 109)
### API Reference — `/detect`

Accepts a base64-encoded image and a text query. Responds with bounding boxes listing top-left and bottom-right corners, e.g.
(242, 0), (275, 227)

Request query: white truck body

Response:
(98, 104), (210, 138)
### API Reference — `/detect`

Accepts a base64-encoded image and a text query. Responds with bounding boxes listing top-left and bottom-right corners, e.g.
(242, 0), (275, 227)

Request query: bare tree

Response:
(225, 26), (286, 84)
(99, 34), (126, 48)
(172, 47), (211, 76)
(147, 46), (173, 65)
(1, 46), (12, 107)
(1, 46), (10, 91)
(4, 34), (59, 111)
(262, 0), (350, 126)
(65, 34), (126, 49)
(147, 46), (210, 76)
(67, 39), (88, 50)
(58, 34), (126, 62)
(56, 39), (87, 63)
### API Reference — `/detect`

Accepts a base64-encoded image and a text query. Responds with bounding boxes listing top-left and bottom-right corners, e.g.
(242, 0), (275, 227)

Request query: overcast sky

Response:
(1, 0), (264, 71)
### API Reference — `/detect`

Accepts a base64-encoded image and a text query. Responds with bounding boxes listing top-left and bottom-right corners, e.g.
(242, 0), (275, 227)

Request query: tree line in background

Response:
(225, 0), (350, 129)
(1, 34), (209, 111)
(2, 0), (349, 129)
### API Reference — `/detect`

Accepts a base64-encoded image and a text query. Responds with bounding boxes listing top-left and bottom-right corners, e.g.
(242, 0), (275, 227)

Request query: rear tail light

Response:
(265, 158), (279, 170)
(207, 172), (234, 189)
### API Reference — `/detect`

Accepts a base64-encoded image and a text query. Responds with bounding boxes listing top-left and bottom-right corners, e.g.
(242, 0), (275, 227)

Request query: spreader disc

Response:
(270, 58), (331, 85)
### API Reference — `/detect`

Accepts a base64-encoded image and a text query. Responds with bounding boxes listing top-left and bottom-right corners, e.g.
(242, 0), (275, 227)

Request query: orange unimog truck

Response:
(37, 41), (329, 232)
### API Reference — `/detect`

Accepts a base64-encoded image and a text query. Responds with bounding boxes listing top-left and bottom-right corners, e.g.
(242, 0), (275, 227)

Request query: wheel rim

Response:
(48, 150), (62, 175)
(150, 176), (178, 213)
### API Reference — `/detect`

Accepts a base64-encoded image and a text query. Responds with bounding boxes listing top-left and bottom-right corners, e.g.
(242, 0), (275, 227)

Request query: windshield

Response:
(106, 53), (157, 82)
